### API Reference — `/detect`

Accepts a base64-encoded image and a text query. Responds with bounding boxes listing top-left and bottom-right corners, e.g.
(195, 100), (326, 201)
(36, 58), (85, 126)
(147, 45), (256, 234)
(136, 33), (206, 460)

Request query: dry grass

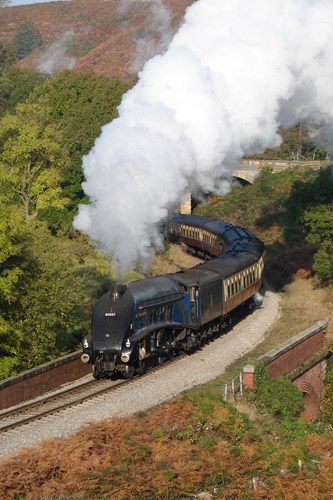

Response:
(1, 396), (333, 499)
(267, 278), (333, 344)
(149, 243), (201, 275)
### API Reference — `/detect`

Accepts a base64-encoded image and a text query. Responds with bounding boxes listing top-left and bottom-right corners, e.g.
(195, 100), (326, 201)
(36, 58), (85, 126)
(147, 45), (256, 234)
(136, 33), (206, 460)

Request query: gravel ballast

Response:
(0, 285), (279, 460)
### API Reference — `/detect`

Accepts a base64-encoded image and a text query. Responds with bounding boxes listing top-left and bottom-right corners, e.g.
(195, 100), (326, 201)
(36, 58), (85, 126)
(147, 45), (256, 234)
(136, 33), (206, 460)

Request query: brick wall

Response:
(293, 361), (324, 422)
(264, 327), (325, 379)
(263, 329), (324, 378)
(0, 352), (91, 411)
(242, 320), (328, 423)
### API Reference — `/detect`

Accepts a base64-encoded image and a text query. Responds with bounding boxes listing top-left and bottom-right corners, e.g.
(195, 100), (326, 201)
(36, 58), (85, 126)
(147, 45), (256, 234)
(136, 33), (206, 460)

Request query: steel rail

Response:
(0, 355), (186, 434)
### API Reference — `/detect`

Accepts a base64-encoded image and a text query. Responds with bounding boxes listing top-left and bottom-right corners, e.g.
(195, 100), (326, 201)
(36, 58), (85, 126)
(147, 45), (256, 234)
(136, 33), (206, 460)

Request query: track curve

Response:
(0, 283), (280, 460)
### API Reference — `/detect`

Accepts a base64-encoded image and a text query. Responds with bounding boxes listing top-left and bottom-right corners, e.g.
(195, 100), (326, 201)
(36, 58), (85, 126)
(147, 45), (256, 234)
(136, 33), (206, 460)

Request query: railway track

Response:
(0, 302), (251, 436)
(0, 355), (185, 435)
(0, 377), (121, 434)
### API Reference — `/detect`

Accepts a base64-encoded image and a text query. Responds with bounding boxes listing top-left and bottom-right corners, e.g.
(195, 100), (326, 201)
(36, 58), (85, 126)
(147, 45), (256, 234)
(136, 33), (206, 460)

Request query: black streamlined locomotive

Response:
(81, 214), (265, 379)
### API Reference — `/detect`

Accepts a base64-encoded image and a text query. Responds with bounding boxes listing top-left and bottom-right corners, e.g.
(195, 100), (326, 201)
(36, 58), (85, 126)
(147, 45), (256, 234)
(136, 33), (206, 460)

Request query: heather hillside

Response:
(0, 0), (193, 79)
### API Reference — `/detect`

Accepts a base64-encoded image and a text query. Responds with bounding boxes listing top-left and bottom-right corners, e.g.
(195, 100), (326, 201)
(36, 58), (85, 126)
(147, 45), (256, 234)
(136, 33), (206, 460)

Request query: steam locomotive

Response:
(81, 213), (265, 379)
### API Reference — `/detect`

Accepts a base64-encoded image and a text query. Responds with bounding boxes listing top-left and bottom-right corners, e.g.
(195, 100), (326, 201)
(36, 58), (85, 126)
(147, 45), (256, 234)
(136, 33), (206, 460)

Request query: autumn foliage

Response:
(0, 393), (333, 499)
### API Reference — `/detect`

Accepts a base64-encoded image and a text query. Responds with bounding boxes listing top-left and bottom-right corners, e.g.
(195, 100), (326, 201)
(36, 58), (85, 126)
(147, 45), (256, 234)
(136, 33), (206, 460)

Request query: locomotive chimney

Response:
(110, 284), (127, 301)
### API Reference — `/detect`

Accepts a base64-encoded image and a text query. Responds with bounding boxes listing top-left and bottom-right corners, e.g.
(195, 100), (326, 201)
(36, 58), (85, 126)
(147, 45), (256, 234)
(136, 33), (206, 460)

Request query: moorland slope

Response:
(0, 0), (193, 79)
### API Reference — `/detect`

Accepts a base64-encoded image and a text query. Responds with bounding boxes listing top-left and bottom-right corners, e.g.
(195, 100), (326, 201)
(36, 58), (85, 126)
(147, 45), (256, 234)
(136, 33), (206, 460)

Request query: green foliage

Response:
(196, 165), (333, 286)
(254, 362), (304, 419)
(312, 241), (333, 286)
(0, 93), (120, 376)
(13, 20), (42, 61)
(0, 101), (70, 223)
(0, 205), (25, 301)
(0, 39), (46, 117)
(0, 354), (19, 380)
(0, 205), (27, 373)
(0, 40), (16, 75)
(0, 67), (46, 118)
(29, 70), (130, 224)
(298, 168), (333, 284)
(2, 223), (94, 372)
(286, 166), (333, 220)
(16, 226), (87, 367)
(176, 419), (215, 445)
(302, 205), (333, 244)
(197, 166), (308, 242)
(320, 353), (333, 424)
(151, 427), (164, 439)
(0, 225), (113, 377)
(249, 122), (327, 161)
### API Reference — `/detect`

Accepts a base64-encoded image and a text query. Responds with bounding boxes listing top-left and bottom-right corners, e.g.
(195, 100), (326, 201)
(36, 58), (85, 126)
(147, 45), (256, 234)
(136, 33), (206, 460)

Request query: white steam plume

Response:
(37, 30), (76, 75)
(123, 0), (173, 73)
(74, 0), (333, 276)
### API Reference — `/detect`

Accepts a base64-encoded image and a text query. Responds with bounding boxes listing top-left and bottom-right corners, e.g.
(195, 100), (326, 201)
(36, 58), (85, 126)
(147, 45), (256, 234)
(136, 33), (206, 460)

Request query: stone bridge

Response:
(178, 159), (331, 214)
(233, 159), (331, 184)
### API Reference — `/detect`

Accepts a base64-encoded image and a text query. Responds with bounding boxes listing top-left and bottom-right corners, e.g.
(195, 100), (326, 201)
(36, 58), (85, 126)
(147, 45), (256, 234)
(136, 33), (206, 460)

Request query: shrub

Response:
(320, 352), (333, 425)
(13, 20), (42, 60)
(254, 362), (304, 419)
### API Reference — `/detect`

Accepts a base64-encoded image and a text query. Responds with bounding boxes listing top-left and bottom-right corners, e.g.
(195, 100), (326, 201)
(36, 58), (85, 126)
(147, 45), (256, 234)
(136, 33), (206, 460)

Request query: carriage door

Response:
(190, 286), (199, 324)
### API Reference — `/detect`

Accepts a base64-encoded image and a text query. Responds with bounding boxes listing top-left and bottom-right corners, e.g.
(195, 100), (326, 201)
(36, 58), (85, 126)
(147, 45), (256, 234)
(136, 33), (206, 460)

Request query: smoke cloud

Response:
(74, 0), (333, 275)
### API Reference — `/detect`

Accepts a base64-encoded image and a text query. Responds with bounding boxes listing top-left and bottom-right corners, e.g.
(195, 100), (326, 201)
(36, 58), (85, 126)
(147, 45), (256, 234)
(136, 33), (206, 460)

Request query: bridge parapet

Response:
(243, 320), (329, 422)
(234, 159), (331, 184)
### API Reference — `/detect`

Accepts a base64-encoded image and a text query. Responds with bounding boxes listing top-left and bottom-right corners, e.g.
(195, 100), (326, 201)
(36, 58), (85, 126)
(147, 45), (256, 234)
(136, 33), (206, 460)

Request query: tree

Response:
(13, 20), (42, 61)
(248, 122), (328, 161)
(0, 67), (46, 118)
(321, 353), (333, 424)
(0, 204), (26, 378)
(14, 223), (89, 368)
(299, 168), (333, 285)
(0, 98), (115, 378)
(29, 70), (129, 223)
(302, 204), (333, 285)
(0, 102), (70, 223)
(312, 240), (333, 286)
(302, 204), (333, 244)
(0, 217), (92, 375)
(0, 206), (25, 302)
(0, 41), (16, 75)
